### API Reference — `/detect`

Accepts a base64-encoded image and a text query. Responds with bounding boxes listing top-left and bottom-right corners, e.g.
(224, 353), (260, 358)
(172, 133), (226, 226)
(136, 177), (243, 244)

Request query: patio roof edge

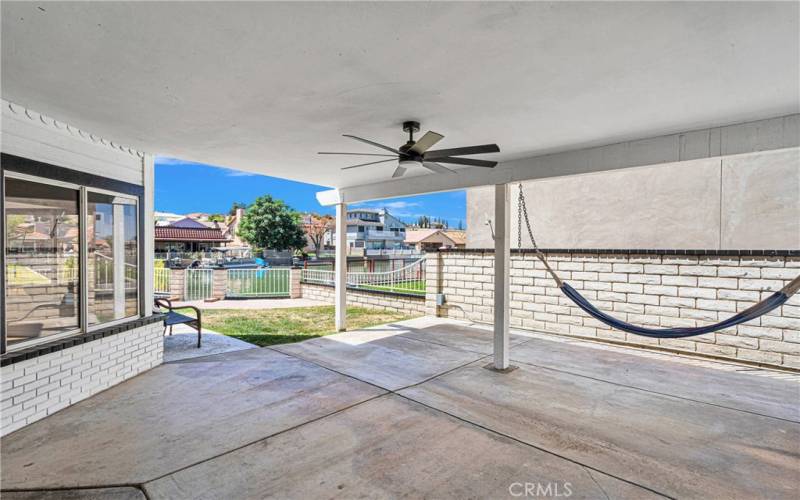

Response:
(316, 113), (799, 205)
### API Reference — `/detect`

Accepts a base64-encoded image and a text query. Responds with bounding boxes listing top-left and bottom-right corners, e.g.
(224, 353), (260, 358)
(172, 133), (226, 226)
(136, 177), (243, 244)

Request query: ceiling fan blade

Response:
(409, 131), (444, 154)
(319, 152), (397, 157)
(433, 156), (497, 168)
(422, 162), (456, 175)
(341, 159), (398, 170)
(424, 144), (500, 160)
(342, 134), (401, 154)
(392, 166), (407, 178)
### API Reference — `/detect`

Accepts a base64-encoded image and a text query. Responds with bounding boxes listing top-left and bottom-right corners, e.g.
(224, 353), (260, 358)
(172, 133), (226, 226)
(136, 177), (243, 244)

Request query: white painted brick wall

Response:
(1, 322), (163, 436)
(429, 251), (800, 370)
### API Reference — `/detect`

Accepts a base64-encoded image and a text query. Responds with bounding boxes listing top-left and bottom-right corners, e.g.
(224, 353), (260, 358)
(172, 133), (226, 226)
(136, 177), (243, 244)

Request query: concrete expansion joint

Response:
(141, 389), (388, 487)
(395, 388), (672, 499)
(0, 484), (149, 498)
(263, 340), (674, 496)
(508, 356), (800, 425)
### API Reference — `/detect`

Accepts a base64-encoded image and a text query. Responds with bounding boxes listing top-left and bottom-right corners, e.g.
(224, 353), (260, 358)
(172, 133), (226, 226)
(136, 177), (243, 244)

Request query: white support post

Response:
(493, 183), (511, 370)
(335, 202), (347, 331)
(142, 154), (155, 316)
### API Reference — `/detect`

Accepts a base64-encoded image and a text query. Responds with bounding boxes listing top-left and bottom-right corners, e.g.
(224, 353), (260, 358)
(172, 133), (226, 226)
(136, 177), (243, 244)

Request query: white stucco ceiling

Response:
(2, 1), (798, 189)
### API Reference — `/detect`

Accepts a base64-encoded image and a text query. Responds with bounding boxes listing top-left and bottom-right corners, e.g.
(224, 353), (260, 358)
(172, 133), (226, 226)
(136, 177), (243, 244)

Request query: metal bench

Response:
(155, 298), (202, 348)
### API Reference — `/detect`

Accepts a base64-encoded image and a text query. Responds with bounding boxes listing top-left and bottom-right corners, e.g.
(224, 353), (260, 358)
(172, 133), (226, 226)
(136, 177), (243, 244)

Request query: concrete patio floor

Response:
(2, 317), (798, 499)
(162, 324), (257, 362)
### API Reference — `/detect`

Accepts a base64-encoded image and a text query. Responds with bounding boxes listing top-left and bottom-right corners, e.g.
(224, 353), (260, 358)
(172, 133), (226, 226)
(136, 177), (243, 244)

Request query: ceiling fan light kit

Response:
(319, 121), (500, 178)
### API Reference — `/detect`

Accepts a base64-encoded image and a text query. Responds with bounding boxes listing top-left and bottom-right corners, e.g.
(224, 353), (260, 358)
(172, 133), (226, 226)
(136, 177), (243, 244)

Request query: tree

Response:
(238, 195), (306, 252)
(207, 214), (225, 222)
(416, 215), (430, 228)
(304, 213), (334, 258)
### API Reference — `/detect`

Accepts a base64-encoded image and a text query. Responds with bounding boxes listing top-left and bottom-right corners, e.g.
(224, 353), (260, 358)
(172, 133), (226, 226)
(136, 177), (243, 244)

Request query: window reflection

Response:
(4, 178), (80, 345)
(88, 193), (138, 325)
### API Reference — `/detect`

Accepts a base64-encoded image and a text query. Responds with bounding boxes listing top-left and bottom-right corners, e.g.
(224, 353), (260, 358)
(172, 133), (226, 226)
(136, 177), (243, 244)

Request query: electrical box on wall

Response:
(436, 293), (446, 306)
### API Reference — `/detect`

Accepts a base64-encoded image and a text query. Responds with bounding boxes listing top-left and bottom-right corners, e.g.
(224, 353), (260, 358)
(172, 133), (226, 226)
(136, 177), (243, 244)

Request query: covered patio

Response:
(2, 317), (798, 498)
(2, 2), (800, 498)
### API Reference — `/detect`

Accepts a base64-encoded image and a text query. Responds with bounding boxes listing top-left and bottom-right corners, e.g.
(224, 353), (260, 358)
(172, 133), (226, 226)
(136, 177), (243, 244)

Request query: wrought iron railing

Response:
(301, 258), (426, 296)
(185, 268), (214, 301)
(226, 268), (290, 298)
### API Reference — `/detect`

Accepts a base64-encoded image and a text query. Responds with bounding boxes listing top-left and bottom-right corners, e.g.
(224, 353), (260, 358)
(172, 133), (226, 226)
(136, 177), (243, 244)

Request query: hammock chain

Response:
(517, 183), (563, 287)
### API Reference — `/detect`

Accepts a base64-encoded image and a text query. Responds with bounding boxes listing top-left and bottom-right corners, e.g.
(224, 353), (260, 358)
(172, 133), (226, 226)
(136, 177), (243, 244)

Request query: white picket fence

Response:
(301, 257), (426, 296)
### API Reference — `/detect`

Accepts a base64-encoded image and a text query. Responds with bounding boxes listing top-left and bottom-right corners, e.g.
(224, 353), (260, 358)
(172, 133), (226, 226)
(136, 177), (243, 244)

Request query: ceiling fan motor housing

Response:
(400, 121), (422, 156)
(402, 121), (420, 134)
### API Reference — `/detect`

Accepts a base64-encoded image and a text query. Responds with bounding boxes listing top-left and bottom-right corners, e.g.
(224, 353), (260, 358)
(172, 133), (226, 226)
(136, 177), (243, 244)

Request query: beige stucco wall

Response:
(721, 149), (800, 249)
(467, 148), (800, 250)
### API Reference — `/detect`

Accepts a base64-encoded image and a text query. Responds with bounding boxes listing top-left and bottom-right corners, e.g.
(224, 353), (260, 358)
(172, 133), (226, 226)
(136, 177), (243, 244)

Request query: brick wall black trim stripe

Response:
(438, 248), (800, 257)
(0, 314), (165, 367)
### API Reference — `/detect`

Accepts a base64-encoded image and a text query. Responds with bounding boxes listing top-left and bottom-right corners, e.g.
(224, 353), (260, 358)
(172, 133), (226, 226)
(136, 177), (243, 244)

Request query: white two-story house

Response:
(328, 208), (407, 251)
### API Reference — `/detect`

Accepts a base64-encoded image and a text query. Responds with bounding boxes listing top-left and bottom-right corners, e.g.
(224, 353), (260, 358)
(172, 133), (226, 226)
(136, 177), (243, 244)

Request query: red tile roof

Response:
(154, 226), (228, 242)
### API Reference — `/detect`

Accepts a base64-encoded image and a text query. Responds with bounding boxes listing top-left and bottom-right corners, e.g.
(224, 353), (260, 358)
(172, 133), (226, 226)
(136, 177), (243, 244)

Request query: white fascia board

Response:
(317, 114), (799, 205)
(1, 99), (146, 185)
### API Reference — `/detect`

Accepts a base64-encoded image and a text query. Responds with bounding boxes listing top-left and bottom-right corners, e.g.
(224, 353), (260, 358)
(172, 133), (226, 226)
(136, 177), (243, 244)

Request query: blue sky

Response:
(155, 158), (467, 228)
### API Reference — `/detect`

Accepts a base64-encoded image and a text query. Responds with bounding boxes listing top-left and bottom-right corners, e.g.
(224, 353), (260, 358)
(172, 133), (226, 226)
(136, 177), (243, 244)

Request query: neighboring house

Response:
(154, 217), (229, 253)
(185, 212), (210, 220)
(222, 208), (248, 247)
(154, 211), (184, 226)
(154, 209), (249, 254)
(328, 208), (407, 250)
(405, 228), (465, 252)
(443, 230), (466, 248)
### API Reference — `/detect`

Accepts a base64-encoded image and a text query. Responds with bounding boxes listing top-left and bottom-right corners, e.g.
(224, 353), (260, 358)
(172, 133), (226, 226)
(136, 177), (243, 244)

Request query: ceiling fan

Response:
(319, 121), (500, 178)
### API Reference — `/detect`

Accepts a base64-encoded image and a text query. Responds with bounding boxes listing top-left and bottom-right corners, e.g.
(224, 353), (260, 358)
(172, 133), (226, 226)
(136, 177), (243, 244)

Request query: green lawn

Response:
(175, 306), (417, 347)
(358, 279), (426, 296)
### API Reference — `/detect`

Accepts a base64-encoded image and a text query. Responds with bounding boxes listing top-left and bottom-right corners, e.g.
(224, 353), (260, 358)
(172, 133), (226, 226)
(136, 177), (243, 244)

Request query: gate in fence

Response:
(185, 268), (214, 301)
(226, 268), (291, 298)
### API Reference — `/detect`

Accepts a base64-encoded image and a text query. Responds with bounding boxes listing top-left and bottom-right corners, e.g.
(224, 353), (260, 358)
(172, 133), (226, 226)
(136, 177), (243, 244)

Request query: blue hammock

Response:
(516, 184), (800, 339)
(561, 281), (795, 338)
